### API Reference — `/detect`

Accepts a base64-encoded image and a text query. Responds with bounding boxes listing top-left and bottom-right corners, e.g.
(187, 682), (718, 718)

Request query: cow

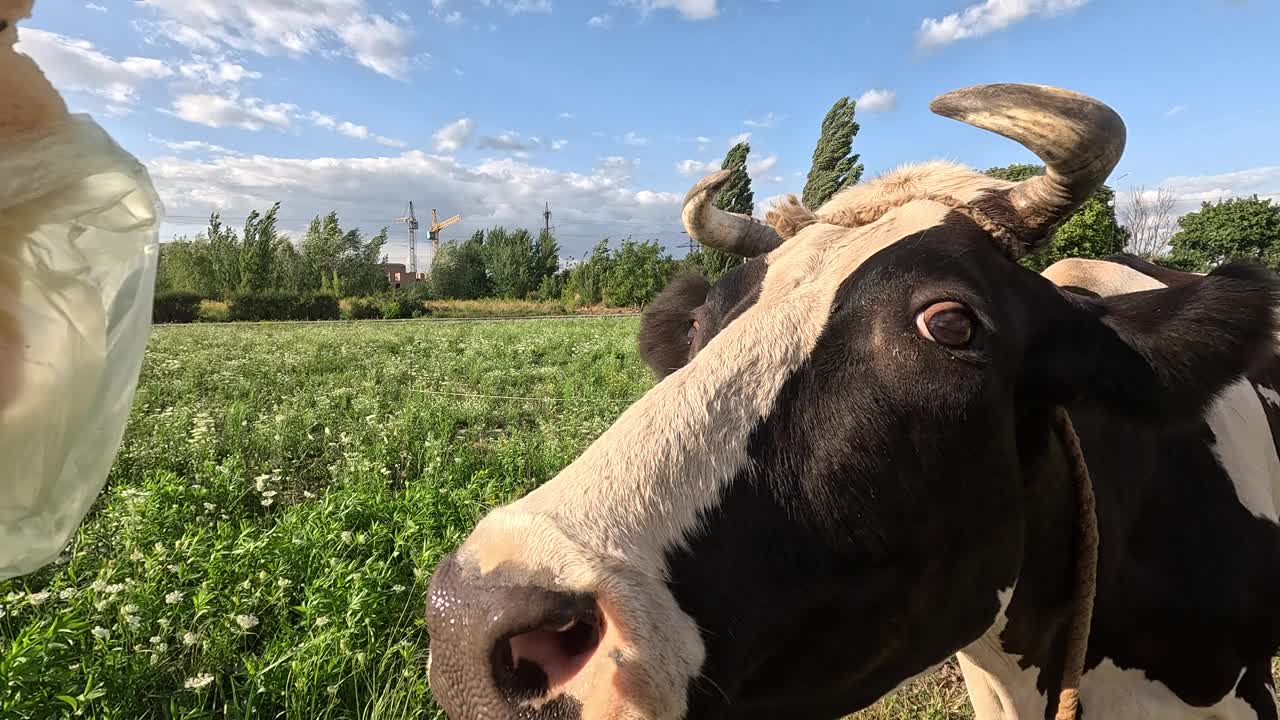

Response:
(423, 83), (1280, 720)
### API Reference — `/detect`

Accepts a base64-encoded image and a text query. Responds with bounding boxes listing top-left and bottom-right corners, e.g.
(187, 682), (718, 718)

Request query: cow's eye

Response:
(916, 301), (973, 347)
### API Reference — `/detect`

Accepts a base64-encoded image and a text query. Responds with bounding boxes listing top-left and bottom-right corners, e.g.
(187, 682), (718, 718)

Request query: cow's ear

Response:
(1026, 261), (1280, 426)
(638, 273), (710, 379)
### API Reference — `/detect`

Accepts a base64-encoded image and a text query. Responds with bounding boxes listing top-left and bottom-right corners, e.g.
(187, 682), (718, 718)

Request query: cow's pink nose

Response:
(426, 552), (603, 718)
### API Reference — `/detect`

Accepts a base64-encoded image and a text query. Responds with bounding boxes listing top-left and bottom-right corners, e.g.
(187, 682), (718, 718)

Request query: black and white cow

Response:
(424, 83), (1280, 720)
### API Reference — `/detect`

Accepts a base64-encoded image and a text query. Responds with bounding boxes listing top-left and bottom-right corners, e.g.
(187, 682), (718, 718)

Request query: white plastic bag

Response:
(0, 113), (160, 579)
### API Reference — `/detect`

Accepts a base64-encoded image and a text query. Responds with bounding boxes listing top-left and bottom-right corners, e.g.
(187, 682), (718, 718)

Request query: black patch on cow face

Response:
(637, 257), (768, 378)
(664, 228), (1038, 718)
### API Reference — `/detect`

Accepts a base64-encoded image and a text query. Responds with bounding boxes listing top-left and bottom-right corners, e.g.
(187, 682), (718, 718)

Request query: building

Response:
(382, 262), (425, 289)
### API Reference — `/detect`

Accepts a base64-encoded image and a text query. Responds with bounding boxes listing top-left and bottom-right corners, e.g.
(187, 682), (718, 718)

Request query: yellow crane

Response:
(429, 208), (461, 261)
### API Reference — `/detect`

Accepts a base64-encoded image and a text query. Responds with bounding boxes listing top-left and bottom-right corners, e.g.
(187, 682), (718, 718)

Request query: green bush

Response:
(228, 292), (339, 321)
(152, 291), (203, 324)
(341, 297), (382, 320)
(377, 294), (423, 320)
(196, 301), (231, 323)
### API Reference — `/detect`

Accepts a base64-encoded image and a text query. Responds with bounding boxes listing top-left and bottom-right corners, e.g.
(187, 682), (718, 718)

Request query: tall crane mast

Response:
(393, 202), (420, 274)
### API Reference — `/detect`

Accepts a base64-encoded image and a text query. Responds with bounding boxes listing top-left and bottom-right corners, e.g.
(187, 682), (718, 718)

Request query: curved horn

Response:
(681, 169), (784, 258)
(929, 83), (1126, 239)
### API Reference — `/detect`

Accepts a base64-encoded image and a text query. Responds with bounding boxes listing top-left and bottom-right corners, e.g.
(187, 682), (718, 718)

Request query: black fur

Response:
(653, 225), (1280, 718)
(637, 273), (709, 378)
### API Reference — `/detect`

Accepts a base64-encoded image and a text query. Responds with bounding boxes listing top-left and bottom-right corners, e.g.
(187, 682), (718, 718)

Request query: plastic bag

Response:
(0, 113), (161, 579)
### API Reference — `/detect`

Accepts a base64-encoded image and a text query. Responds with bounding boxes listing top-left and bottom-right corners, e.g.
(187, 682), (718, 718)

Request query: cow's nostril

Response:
(492, 602), (603, 704)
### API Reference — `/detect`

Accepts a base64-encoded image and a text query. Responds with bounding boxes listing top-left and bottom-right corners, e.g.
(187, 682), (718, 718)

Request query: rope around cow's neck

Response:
(1052, 407), (1099, 720)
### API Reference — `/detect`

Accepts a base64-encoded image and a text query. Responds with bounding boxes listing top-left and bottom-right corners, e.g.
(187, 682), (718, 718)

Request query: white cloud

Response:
(559, 112), (575, 119)
(856, 88), (898, 113)
(167, 93), (297, 131)
(135, 0), (413, 79)
(749, 154), (779, 175)
(179, 60), (263, 86)
(729, 132), (752, 146)
(478, 131), (533, 152)
(149, 136), (243, 156)
(676, 159), (719, 176)
(743, 112), (781, 129)
(695, 135), (711, 152)
(504, 0), (552, 14)
(85, 3), (107, 12)
(616, 0), (718, 20)
(1165, 104), (1188, 117)
(588, 14), (613, 27)
(917, 0), (1088, 49)
(308, 111), (406, 148)
(551, 139), (569, 150)
(1155, 166), (1280, 209)
(13, 28), (172, 105)
(622, 131), (650, 146)
(147, 150), (684, 259)
(433, 118), (474, 153)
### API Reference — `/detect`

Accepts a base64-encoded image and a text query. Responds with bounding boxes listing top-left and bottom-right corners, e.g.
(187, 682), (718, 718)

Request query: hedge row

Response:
(152, 291), (428, 324)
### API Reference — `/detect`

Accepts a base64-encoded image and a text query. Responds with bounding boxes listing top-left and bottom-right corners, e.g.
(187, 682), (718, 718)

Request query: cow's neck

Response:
(955, 405), (1086, 720)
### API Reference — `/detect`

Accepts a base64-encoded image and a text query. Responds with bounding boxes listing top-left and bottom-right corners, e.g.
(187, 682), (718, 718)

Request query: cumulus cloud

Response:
(167, 93), (297, 131)
(179, 60), (262, 86)
(135, 0), (414, 78)
(1156, 166), (1280, 209)
(14, 28), (172, 105)
(504, 0), (552, 14)
(622, 131), (650, 146)
(749, 154), (779, 175)
(856, 88), (898, 113)
(478, 131), (533, 153)
(917, 0), (1088, 49)
(615, 0), (718, 20)
(85, 2), (107, 11)
(433, 118), (474, 153)
(551, 139), (569, 150)
(695, 136), (711, 152)
(728, 132), (752, 147)
(676, 159), (719, 176)
(149, 136), (243, 156)
(588, 14), (613, 27)
(146, 150), (685, 259)
(743, 112), (781, 129)
(308, 112), (407, 148)
(1165, 104), (1188, 117)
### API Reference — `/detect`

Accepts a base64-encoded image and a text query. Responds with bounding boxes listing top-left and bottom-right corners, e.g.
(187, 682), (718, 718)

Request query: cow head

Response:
(424, 84), (1280, 720)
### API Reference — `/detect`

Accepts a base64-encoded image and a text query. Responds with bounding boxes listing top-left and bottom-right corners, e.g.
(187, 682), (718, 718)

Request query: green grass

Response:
(0, 318), (1274, 719)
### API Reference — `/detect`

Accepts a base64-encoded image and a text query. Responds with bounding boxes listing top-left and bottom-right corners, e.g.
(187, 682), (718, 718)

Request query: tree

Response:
(430, 231), (491, 299)
(984, 164), (1127, 272)
(802, 96), (864, 210)
(238, 203), (280, 293)
(1167, 195), (1280, 271)
(1119, 185), (1178, 259)
(531, 229), (561, 286)
(481, 227), (536, 298)
(687, 141), (755, 282)
(604, 238), (676, 307)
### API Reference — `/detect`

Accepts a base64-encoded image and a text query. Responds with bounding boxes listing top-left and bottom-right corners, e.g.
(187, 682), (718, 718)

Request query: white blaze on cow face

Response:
(448, 199), (956, 718)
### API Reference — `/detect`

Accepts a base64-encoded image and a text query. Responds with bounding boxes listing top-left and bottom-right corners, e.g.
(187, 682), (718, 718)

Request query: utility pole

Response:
(394, 202), (420, 273)
(543, 202), (553, 235)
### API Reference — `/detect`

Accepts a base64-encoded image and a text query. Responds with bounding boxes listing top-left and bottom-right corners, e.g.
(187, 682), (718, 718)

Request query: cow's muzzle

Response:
(426, 552), (604, 719)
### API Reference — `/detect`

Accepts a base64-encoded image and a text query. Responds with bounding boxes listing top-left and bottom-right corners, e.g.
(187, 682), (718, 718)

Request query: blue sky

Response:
(16, 0), (1280, 264)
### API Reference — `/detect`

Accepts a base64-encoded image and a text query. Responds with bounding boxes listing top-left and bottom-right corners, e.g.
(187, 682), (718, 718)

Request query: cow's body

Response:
(953, 254), (1280, 720)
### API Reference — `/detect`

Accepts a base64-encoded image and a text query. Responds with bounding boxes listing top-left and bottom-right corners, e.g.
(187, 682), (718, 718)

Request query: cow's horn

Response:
(929, 83), (1126, 241)
(681, 169), (784, 258)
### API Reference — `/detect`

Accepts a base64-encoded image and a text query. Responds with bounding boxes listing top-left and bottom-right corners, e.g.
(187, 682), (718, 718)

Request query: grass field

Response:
(0, 318), (1275, 719)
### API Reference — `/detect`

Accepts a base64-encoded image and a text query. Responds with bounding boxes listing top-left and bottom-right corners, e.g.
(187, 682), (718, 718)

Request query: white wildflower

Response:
(104, 583), (125, 595)
(254, 474), (270, 492)
(392, 585), (406, 593)
(277, 578), (291, 588)
(69, 663), (80, 671)
(234, 614), (259, 630)
(341, 531), (353, 543)
(315, 616), (329, 627)
(303, 490), (316, 499)
(327, 684), (339, 696)
(261, 490), (278, 499)
(261, 498), (274, 507)
(165, 591), (184, 605)
(125, 614), (141, 628)
(27, 591), (50, 605)
(159, 618), (172, 628)
(91, 626), (110, 639)
(167, 564), (180, 573)
(59, 588), (78, 600)
(150, 635), (163, 644)
(182, 632), (199, 646)
(258, 571), (268, 582)
(90, 580), (107, 593)
(129, 550), (144, 562)
(122, 604), (139, 614)
(203, 502), (216, 512)
(184, 673), (214, 690)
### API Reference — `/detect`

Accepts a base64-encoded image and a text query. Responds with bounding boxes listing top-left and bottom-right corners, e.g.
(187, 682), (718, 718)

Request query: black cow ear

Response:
(1026, 261), (1280, 426)
(638, 273), (710, 379)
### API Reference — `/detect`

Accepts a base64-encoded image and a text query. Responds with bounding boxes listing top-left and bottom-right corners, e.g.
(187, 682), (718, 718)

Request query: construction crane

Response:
(394, 202), (420, 274)
(429, 208), (461, 262)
